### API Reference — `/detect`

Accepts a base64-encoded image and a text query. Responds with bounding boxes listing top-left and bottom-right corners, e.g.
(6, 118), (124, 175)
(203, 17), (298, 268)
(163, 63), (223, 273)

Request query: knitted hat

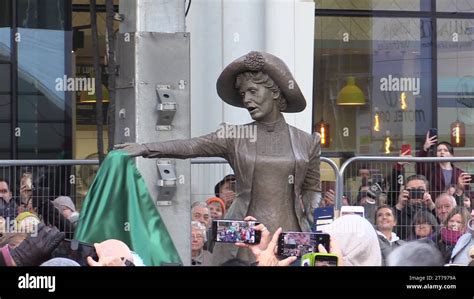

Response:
(206, 197), (226, 215)
(323, 215), (382, 266)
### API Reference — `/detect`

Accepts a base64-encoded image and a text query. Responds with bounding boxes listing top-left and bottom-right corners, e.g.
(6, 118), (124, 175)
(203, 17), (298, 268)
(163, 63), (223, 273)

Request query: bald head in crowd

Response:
(435, 193), (456, 223)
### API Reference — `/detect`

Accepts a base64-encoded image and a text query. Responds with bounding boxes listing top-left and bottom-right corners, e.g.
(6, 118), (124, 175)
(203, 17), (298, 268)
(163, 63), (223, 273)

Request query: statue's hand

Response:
(114, 143), (148, 157)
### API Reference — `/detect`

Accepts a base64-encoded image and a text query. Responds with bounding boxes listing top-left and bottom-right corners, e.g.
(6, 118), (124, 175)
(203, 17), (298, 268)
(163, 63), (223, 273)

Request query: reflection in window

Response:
(315, 0), (424, 11)
(437, 19), (474, 153)
(0, 28), (9, 62)
(0, 0), (10, 27)
(16, 28), (72, 159)
(437, 0), (474, 12)
(17, 0), (66, 29)
(313, 17), (432, 155)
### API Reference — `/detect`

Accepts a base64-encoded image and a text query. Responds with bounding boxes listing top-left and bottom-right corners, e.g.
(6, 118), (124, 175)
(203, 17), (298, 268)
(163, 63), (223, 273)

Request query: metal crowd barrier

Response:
(339, 156), (474, 243)
(6, 156), (469, 263)
(190, 156), (341, 206)
(0, 160), (100, 238)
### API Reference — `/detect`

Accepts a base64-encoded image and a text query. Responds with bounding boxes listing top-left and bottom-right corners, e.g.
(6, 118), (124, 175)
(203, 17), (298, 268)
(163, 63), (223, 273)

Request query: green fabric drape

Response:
(75, 150), (181, 266)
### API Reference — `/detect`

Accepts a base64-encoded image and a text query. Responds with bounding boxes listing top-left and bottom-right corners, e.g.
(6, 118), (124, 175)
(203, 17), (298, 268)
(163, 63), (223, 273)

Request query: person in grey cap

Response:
(52, 196), (80, 228)
(115, 51), (322, 265)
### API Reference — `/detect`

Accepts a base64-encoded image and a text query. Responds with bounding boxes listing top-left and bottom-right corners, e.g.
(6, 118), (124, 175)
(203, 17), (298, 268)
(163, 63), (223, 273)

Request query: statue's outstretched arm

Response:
(114, 128), (229, 159)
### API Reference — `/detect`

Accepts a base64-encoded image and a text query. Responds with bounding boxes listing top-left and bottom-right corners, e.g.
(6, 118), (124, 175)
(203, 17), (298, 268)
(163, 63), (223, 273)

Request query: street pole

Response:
(116, 0), (190, 264)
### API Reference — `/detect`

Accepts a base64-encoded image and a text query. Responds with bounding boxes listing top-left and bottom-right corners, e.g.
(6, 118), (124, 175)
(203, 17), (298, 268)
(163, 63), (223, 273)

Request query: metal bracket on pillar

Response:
(156, 159), (177, 206)
(156, 85), (177, 131)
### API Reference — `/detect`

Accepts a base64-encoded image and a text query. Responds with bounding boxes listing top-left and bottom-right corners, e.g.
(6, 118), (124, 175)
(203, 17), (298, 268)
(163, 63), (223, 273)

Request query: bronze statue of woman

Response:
(115, 51), (322, 264)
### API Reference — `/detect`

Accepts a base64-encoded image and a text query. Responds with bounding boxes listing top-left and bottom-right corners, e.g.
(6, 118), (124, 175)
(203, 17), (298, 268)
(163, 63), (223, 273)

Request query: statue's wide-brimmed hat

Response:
(216, 51), (306, 113)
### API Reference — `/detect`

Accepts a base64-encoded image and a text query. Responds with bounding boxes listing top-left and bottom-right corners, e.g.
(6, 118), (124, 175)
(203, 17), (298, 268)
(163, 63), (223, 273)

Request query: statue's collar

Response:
(257, 115), (286, 132)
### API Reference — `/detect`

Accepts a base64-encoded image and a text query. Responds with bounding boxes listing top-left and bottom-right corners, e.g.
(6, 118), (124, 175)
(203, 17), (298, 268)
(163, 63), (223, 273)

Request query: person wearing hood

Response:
(374, 205), (405, 266)
(52, 196), (80, 228)
(323, 214), (382, 266)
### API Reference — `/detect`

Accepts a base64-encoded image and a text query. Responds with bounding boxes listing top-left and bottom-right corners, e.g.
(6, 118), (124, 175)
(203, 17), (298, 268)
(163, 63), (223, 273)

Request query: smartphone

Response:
(401, 144), (411, 155)
(313, 207), (334, 233)
(277, 232), (330, 259)
(428, 128), (438, 138)
(50, 239), (98, 266)
(340, 206), (365, 218)
(408, 189), (425, 199)
(212, 220), (261, 244)
(313, 253), (339, 267)
(301, 252), (315, 266)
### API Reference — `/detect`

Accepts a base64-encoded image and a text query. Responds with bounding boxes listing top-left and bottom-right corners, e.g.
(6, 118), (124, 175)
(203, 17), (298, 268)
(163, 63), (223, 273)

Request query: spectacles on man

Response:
(192, 234), (204, 240)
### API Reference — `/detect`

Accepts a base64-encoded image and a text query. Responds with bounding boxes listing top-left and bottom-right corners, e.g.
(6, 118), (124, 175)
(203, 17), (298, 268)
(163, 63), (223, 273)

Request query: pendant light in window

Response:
(336, 19), (366, 106)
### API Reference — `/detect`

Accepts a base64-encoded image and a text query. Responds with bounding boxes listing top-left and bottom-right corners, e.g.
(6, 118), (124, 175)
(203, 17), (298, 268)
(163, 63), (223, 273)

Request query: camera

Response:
(408, 189), (425, 199)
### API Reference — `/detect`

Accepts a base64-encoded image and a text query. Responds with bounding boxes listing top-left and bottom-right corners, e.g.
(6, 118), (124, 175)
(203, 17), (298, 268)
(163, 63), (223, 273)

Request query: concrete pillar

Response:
(117, 0), (191, 265)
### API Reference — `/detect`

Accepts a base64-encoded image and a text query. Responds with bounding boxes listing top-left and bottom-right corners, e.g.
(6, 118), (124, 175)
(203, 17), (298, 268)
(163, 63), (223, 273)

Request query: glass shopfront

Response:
(313, 1), (474, 157)
(0, 0), (72, 159)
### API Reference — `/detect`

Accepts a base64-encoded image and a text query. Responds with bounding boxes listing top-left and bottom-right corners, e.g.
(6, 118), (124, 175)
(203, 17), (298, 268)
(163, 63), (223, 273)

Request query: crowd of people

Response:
(0, 173), (144, 267)
(2, 133), (474, 267)
(190, 132), (474, 267)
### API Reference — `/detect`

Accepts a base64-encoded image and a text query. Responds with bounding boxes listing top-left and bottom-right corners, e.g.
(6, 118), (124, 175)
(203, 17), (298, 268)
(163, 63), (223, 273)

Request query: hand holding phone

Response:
(408, 188), (425, 199)
(51, 239), (98, 266)
(277, 232), (329, 258)
(425, 128), (438, 151)
(428, 128), (438, 138)
(212, 220), (261, 244)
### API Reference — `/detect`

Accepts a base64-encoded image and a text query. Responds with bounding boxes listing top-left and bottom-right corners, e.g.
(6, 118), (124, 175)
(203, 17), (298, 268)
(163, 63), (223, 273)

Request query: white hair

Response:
(191, 201), (209, 211)
(191, 221), (207, 242)
(436, 193), (457, 207)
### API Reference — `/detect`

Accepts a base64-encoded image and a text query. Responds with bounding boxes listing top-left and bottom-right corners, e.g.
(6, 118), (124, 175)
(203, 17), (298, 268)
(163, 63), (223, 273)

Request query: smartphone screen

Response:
(50, 239), (98, 266)
(212, 220), (261, 244)
(277, 232), (329, 258)
(314, 254), (338, 266)
(401, 144), (411, 155)
(428, 128), (438, 138)
(313, 207), (334, 233)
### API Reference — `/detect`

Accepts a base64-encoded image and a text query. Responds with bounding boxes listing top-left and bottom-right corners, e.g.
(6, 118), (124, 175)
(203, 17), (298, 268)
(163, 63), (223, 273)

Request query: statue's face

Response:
(238, 79), (278, 121)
